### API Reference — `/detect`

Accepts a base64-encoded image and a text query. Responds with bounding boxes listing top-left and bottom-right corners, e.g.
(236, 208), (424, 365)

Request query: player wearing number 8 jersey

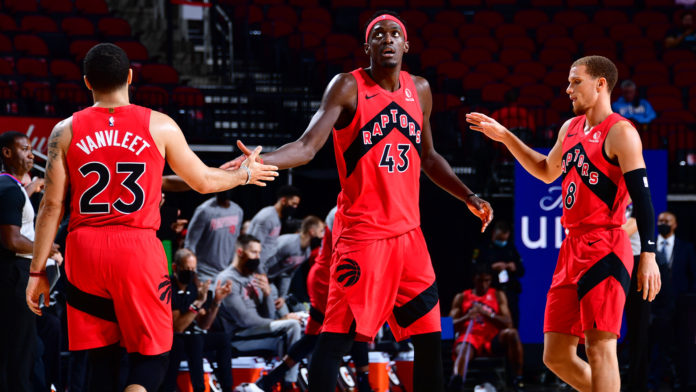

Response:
(467, 56), (661, 392)
(25, 43), (278, 392)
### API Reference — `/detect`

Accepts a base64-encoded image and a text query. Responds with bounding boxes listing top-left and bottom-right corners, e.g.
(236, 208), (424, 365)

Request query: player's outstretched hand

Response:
(219, 140), (259, 170)
(466, 195), (494, 233)
(637, 252), (661, 301)
(242, 146), (278, 187)
(466, 112), (510, 143)
(26, 275), (50, 316)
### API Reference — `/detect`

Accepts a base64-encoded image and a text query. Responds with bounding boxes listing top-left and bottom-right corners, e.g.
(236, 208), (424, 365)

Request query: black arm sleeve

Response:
(623, 168), (655, 253)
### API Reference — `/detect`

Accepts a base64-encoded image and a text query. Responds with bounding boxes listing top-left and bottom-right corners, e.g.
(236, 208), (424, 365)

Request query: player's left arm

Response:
(414, 76), (493, 233)
(27, 118), (72, 315)
(605, 120), (660, 301)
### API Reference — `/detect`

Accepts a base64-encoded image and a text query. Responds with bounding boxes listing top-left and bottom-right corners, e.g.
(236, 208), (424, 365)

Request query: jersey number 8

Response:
(564, 181), (577, 209)
(79, 162), (146, 214)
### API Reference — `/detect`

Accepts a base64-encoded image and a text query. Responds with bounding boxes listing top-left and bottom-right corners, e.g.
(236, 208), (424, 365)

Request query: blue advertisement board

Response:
(514, 149), (667, 343)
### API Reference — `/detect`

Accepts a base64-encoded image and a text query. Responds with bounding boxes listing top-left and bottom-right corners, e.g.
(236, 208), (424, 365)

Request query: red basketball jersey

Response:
(458, 288), (500, 342)
(332, 69), (423, 247)
(67, 105), (164, 231)
(560, 113), (631, 231)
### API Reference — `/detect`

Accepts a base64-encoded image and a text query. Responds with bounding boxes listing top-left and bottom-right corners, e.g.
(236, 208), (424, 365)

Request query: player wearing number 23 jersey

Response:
(64, 104), (171, 355)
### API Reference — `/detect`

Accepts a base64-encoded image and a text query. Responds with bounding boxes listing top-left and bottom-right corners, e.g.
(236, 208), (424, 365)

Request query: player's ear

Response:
(597, 77), (605, 93)
(83, 75), (93, 91)
(403, 40), (410, 53)
(363, 42), (370, 55)
(127, 69), (133, 85)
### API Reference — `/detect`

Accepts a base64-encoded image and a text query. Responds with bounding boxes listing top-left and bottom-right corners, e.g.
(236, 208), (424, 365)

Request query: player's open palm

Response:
(465, 112), (509, 143)
(242, 146), (279, 186)
(637, 252), (661, 301)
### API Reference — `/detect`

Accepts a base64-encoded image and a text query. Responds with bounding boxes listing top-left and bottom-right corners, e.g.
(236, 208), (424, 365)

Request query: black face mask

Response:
(245, 258), (261, 273)
(310, 237), (323, 249)
(281, 206), (297, 219)
(178, 269), (195, 285)
(657, 224), (672, 237)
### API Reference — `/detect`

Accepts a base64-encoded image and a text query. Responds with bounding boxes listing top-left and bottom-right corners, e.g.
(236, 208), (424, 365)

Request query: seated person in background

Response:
(161, 248), (234, 392)
(215, 235), (303, 389)
(264, 215), (325, 308)
(665, 11), (696, 51)
(184, 189), (244, 281)
(611, 80), (656, 132)
(247, 185), (302, 265)
(449, 264), (524, 392)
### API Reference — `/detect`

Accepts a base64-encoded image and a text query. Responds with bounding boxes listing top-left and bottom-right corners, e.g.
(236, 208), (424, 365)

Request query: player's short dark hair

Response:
(83, 43), (130, 92)
(173, 248), (195, 267)
(0, 131), (27, 151)
(300, 215), (323, 233)
(363, 10), (407, 41)
(276, 185), (301, 200)
(237, 234), (260, 248)
(571, 55), (618, 92)
(493, 220), (512, 234)
(472, 262), (493, 278)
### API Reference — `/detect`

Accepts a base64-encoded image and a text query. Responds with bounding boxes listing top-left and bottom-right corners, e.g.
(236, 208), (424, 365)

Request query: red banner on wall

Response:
(0, 116), (62, 155)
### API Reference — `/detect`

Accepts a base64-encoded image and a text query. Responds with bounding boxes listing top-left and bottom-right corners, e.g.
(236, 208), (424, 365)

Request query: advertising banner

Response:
(515, 149), (667, 343)
(1, 116), (62, 155)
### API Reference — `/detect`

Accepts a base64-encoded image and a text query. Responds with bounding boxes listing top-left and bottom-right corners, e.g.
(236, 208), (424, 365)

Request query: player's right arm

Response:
(233, 73), (358, 170)
(466, 113), (571, 184)
(149, 111), (278, 192)
(450, 293), (466, 328)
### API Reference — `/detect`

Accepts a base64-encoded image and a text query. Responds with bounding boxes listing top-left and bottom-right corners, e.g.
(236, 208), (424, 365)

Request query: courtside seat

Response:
(495, 24), (526, 40)
(289, 0), (319, 6)
(50, 59), (81, 81)
(427, 36), (461, 52)
(433, 10), (466, 26)
(623, 47), (656, 64)
(650, 96), (684, 112)
(172, 86), (205, 107)
(673, 60), (696, 75)
(69, 39), (99, 61)
(141, 63), (179, 85)
(674, 71), (696, 88)
(646, 85), (681, 101)
(582, 37), (616, 59)
(449, 0), (483, 6)
(502, 73), (538, 88)
(513, 61), (546, 81)
(135, 85), (169, 109)
(542, 70), (569, 89)
(20, 81), (51, 103)
(14, 34), (49, 56)
(400, 9), (428, 30)
(411, 0), (445, 7)
(609, 23), (643, 42)
(602, 0), (634, 5)
(20, 15), (58, 33)
(567, 0), (599, 6)
(531, 0), (563, 6)
(75, 0), (109, 15)
(114, 41), (149, 62)
(0, 57), (13, 76)
(431, 93), (461, 112)
(475, 62), (508, 81)
(644, 0), (673, 6)
(437, 61), (469, 80)
(513, 9), (549, 29)
(459, 48), (493, 67)
(55, 82), (89, 105)
(572, 23), (606, 43)
(232, 4), (263, 26)
(287, 32), (322, 50)
(331, 0), (368, 7)
(552, 10), (589, 28)
(61, 16), (95, 37)
(41, 0), (74, 14)
(98, 17), (132, 38)
(593, 9), (629, 28)
(502, 36), (535, 53)
(300, 7), (331, 25)
(421, 23), (455, 41)
(481, 83), (511, 103)
(4, 0), (38, 13)
(544, 36), (578, 53)
(539, 47), (573, 67)
(0, 34), (12, 54)
(662, 49), (696, 66)
(551, 96), (572, 113)
(0, 13), (18, 32)
(419, 47), (452, 69)
(633, 10), (669, 28)
(266, 5), (298, 26)
(473, 10), (504, 28)
(16, 57), (48, 78)
(466, 36), (499, 53)
(458, 24), (490, 41)
(520, 84), (555, 103)
(499, 48), (532, 67)
(486, 0), (515, 5)
(535, 23), (568, 45)
(463, 72), (495, 90)
(297, 20), (330, 39)
(646, 23), (671, 42)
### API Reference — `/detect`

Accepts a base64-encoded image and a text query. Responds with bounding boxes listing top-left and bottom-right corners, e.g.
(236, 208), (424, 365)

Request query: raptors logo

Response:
(158, 275), (172, 304)
(336, 258), (361, 287)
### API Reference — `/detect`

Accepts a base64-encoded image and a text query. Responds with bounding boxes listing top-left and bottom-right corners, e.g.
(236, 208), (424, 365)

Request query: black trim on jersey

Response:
(561, 142), (618, 210)
(393, 281), (439, 328)
(601, 137), (620, 167)
(66, 278), (117, 322)
(343, 101), (422, 178)
(309, 306), (325, 324)
(577, 252), (630, 301)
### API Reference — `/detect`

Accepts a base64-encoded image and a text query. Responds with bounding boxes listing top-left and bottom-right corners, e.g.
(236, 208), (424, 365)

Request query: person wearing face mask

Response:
(214, 234), (304, 390)
(160, 248), (234, 392)
(647, 211), (696, 392)
(474, 221), (525, 328)
(264, 215), (325, 313)
(184, 189), (244, 281)
(247, 185), (302, 267)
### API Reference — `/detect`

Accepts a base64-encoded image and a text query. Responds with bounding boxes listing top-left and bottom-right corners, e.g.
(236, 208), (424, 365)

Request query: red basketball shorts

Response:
(65, 226), (173, 355)
(322, 227), (441, 342)
(543, 227), (633, 338)
(305, 259), (330, 335)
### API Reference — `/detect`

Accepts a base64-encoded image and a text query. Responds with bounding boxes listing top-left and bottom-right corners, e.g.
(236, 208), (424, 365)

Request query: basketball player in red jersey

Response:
(467, 56), (661, 392)
(229, 11), (493, 391)
(24, 43), (278, 392)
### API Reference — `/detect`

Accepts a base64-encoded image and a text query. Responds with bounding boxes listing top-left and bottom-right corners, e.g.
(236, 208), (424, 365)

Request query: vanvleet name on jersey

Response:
(75, 129), (152, 156)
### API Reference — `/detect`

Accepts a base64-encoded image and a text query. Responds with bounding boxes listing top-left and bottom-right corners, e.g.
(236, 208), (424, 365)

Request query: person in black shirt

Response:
(160, 248), (234, 392)
(474, 221), (525, 328)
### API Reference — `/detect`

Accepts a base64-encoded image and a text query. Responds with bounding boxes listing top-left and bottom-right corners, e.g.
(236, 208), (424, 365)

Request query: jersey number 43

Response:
(79, 162), (146, 214)
(379, 143), (410, 173)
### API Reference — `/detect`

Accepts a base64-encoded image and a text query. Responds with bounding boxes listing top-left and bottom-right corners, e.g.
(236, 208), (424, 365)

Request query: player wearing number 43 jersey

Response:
(468, 56), (661, 392)
(25, 43), (278, 392)
(226, 11), (493, 392)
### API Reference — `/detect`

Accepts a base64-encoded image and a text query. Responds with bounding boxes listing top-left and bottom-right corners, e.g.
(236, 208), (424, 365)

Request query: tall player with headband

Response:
(467, 56), (661, 391)
(228, 11), (493, 391)
(25, 43), (278, 392)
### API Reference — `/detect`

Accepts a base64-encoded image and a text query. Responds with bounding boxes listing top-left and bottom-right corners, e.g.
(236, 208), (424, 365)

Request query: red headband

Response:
(364, 14), (407, 43)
